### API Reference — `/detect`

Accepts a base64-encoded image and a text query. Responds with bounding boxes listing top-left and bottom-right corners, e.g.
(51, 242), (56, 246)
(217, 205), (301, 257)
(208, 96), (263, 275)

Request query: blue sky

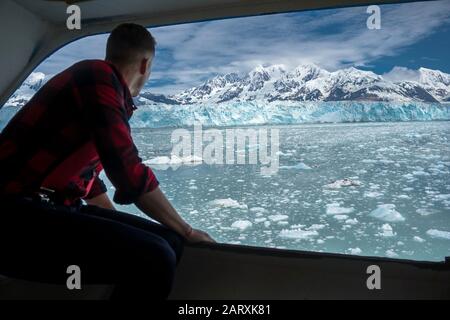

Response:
(36, 0), (450, 95)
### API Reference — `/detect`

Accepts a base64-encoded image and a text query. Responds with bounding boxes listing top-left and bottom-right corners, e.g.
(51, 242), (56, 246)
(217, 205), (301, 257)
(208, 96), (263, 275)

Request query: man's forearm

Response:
(135, 186), (192, 238)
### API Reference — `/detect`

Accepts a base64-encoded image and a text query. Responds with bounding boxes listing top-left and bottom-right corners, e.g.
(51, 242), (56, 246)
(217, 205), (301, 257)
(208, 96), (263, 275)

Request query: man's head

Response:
(106, 23), (156, 97)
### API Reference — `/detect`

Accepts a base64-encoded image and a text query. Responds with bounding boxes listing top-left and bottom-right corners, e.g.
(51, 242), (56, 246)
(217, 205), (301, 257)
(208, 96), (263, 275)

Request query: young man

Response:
(0, 23), (214, 299)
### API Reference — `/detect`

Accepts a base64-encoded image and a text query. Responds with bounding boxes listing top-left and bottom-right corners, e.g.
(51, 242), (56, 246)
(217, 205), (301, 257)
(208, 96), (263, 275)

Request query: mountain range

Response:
(137, 64), (450, 105)
(5, 64), (450, 108)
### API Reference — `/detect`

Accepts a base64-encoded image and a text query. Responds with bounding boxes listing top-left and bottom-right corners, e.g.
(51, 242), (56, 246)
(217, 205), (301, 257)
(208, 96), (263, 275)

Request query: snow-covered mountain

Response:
(5, 72), (48, 107)
(136, 64), (450, 105)
(5, 65), (450, 109)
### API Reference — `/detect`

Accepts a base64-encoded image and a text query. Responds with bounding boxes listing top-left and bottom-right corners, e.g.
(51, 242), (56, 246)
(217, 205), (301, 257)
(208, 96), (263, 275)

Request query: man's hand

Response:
(185, 227), (216, 244)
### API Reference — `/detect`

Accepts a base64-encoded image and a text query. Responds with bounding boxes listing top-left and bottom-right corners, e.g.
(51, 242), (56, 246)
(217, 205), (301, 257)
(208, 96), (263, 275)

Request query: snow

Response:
(231, 220), (253, 231)
(369, 204), (405, 222)
(426, 229), (450, 240)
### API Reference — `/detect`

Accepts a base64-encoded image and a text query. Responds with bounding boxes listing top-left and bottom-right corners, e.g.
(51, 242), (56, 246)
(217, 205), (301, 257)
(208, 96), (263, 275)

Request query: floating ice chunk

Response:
(326, 203), (355, 215)
(279, 162), (312, 170)
(264, 221), (271, 228)
(413, 236), (425, 243)
(279, 228), (318, 240)
(396, 194), (410, 199)
(386, 249), (399, 258)
(324, 178), (361, 189)
(317, 239), (325, 244)
(209, 198), (248, 210)
(434, 194), (450, 200)
(377, 224), (396, 237)
(348, 248), (362, 255)
(416, 208), (437, 216)
(250, 207), (267, 214)
(412, 170), (430, 176)
(345, 218), (358, 225)
(364, 191), (383, 198)
(144, 155), (182, 165)
(231, 220), (252, 231)
(144, 154), (202, 169)
(369, 204), (405, 222)
(334, 215), (349, 221)
(426, 229), (450, 240)
(306, 224), (326, 231)
(268, 215), (289, 222)
(254, 218), (267, 223)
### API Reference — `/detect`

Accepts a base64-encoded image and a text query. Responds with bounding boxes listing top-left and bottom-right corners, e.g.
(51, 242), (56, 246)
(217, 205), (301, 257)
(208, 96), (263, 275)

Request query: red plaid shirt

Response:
(0, 60), (159, 205)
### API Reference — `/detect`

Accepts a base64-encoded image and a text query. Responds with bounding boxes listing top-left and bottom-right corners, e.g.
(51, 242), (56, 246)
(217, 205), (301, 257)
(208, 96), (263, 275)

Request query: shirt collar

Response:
(104, 60), (138, 116)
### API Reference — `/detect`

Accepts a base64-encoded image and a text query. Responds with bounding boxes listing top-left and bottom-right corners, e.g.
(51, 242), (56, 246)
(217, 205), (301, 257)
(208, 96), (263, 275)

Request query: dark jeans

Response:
(0, 197), (185, 300)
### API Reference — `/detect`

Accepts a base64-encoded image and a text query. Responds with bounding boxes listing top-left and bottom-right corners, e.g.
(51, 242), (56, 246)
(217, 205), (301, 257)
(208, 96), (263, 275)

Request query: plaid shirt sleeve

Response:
(77, 63), (159, 204)
(83, 163), (108, 200)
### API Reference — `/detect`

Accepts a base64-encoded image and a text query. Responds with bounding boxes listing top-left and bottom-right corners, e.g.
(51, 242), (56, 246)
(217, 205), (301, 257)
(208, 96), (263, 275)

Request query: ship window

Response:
(1, 0), (449, 262)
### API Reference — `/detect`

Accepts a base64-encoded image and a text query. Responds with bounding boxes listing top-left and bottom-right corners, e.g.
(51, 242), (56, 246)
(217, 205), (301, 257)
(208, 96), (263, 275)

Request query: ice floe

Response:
(279, 162), (312, 170)
(377, 224), (396, 237)
(279, 228), (319, 240)
(426, 229), (450, 240)
(347, 248), (362, 255)
(385, 249), (399, 258)
(209, 198), (248, 210)
(416, 208), (438, 216)
(268, 215), (289, 222)
(324, 178), (361, 189)
(231, 220), (253, 231)
(326, 203), (355, 215)
(345, 218), (358, 225)
(369, 204), (405, 222)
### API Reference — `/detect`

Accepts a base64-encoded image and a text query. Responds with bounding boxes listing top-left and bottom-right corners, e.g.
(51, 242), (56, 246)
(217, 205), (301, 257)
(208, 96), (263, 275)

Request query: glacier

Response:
(2, 100), (449, 131)
(128, 101), (450, 128)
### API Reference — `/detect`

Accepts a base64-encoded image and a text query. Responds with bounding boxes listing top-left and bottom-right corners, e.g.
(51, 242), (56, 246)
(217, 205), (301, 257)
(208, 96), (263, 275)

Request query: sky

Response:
(35, 0), (450, 95)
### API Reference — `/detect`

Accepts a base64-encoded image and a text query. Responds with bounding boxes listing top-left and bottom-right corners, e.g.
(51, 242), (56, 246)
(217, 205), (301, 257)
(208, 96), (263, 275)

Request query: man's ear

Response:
(139, 58), (149, 75)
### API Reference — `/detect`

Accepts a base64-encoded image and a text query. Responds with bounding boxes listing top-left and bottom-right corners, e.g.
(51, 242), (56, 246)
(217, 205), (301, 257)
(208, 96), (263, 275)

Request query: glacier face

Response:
(129, 101), (450, 128)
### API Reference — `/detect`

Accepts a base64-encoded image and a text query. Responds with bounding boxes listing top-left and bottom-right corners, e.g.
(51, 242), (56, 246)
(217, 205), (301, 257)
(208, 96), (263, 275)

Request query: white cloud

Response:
(149, 1), (450, 94)
(383, 66), (420, 82)
(34, 1), (450, 95)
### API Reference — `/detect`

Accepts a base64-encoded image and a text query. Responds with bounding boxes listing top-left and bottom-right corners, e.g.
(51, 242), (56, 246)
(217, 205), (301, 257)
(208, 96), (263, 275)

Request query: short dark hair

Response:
(106, 23), (156, 65)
